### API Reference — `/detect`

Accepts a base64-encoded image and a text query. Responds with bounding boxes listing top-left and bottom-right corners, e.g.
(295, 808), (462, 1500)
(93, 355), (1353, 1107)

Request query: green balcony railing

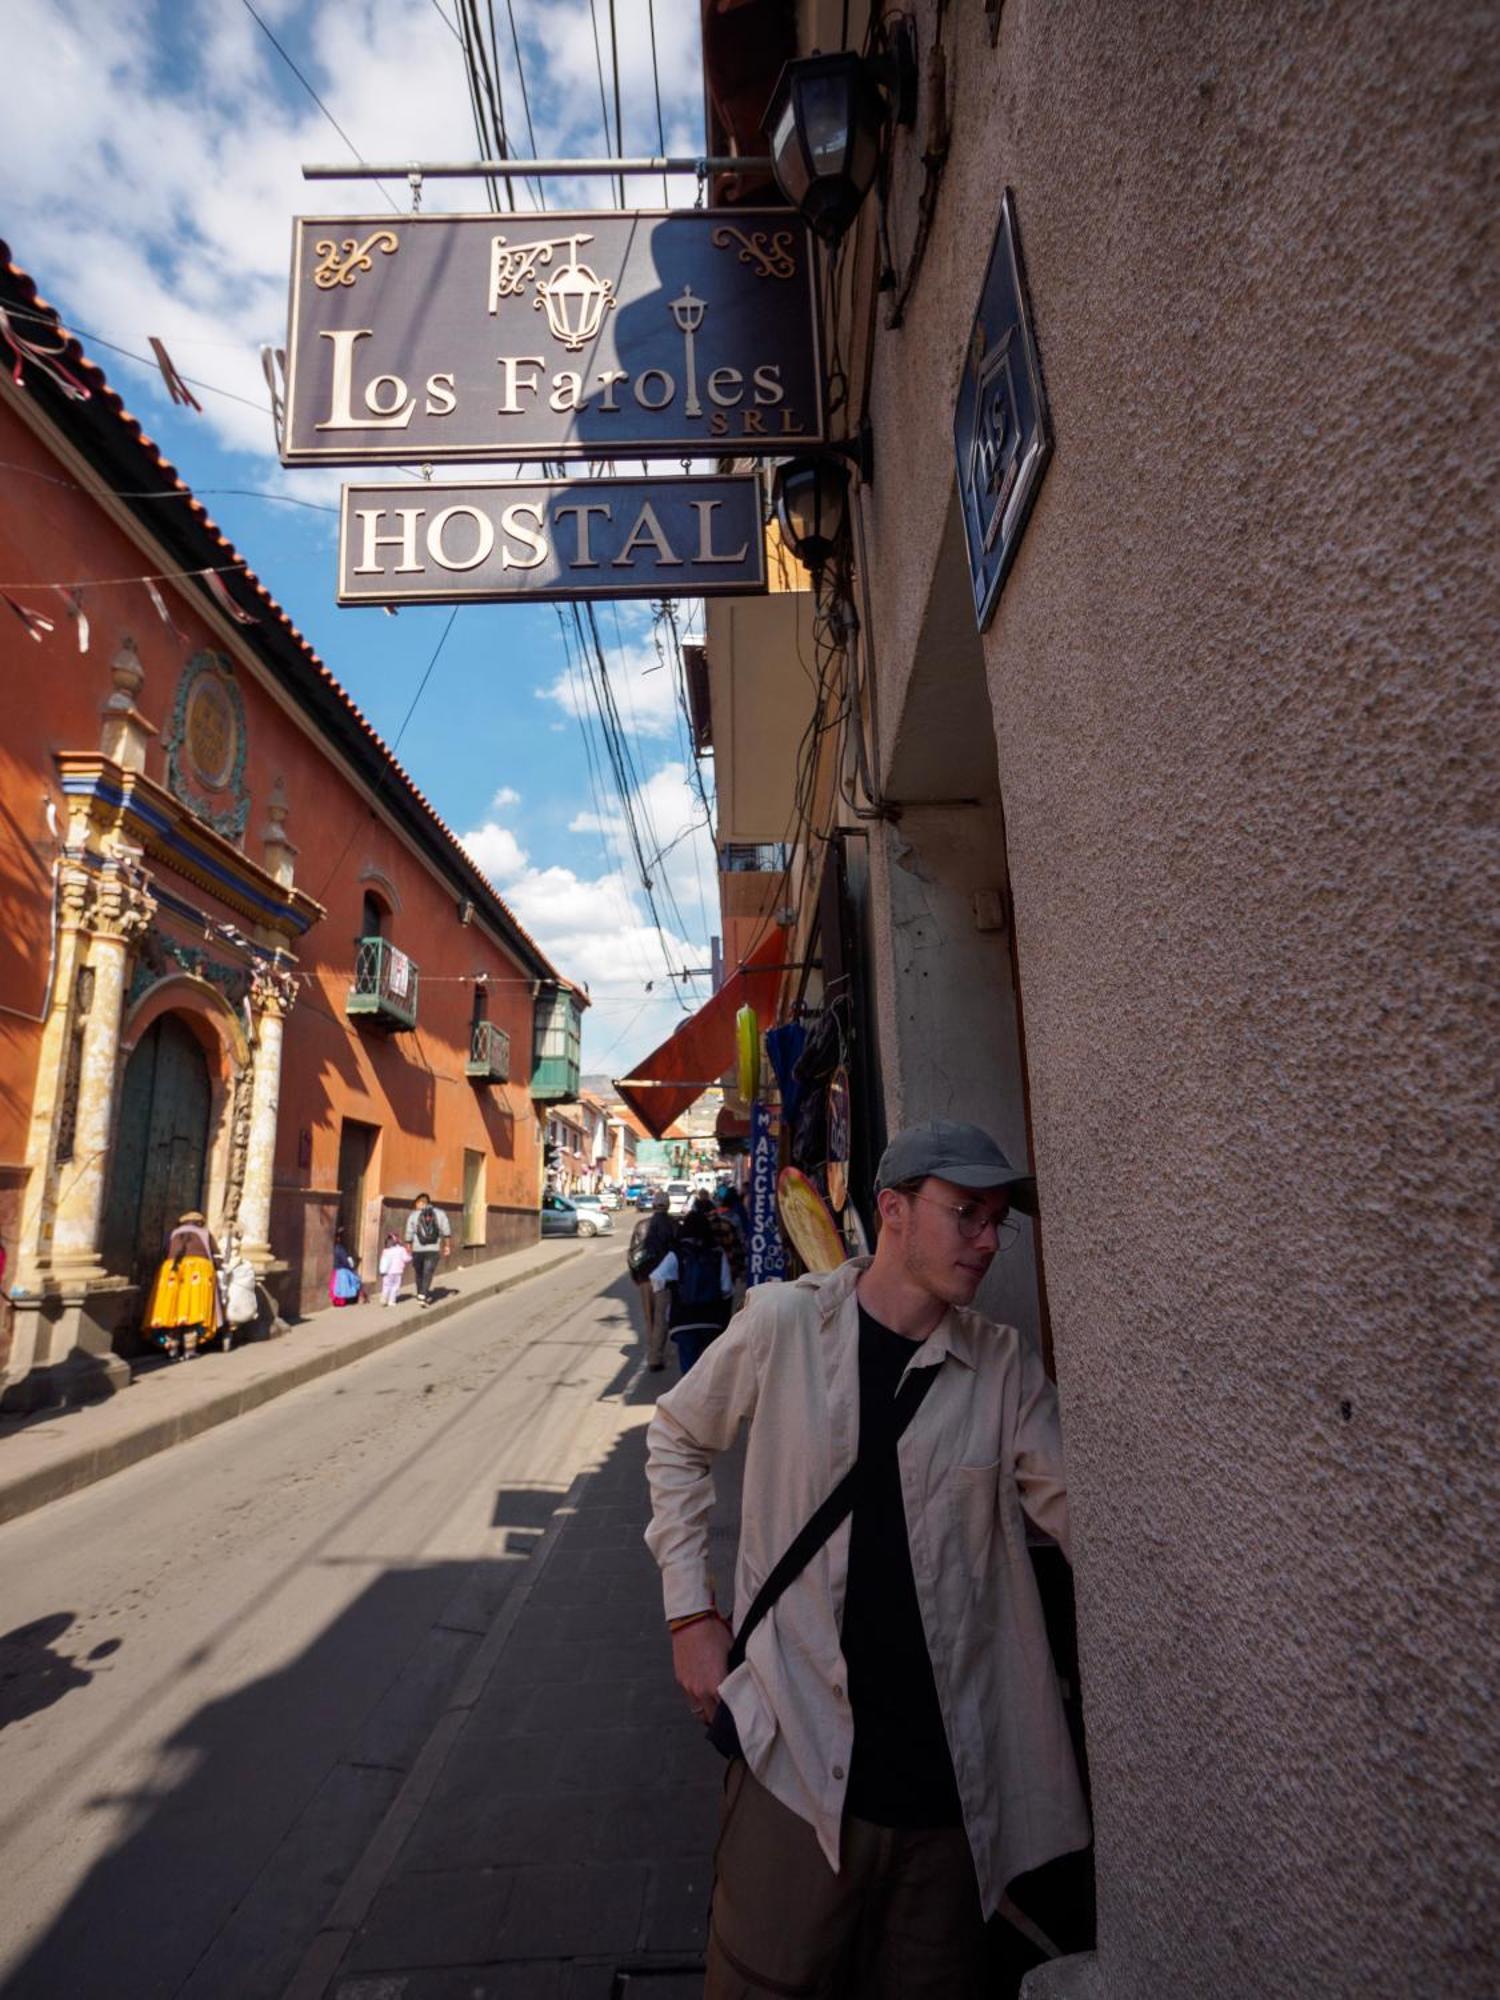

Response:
(465, 1017), (511, 1082)
(531, 982), (582, 1102)
(346, 936), (419, 1031)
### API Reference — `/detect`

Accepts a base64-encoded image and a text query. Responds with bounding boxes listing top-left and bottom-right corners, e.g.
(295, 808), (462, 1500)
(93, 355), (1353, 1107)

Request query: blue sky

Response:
(2, 0), (718, 1072)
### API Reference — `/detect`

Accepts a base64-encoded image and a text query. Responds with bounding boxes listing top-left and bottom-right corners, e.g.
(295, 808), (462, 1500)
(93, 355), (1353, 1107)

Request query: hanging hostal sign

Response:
(282, 210), (825, 463)
(336, 473), (766, 604)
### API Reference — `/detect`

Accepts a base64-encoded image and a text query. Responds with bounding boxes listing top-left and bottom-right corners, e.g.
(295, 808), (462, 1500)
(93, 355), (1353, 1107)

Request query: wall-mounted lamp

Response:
(771, 426), (874, 574)
(762, 28), (917, 244)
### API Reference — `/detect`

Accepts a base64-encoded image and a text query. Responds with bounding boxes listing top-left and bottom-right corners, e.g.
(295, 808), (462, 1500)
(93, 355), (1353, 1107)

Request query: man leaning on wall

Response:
(645, 1121), (1090, 1998)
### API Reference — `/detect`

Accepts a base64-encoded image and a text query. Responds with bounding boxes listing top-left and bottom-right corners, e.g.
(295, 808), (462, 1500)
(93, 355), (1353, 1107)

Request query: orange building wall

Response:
(0, 389), (544, 1319)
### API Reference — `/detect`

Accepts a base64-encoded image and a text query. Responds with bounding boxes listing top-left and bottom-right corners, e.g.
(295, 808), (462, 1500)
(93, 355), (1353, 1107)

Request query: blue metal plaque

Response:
(337, 473), (767, 605)
(953, 191), (1052, 631)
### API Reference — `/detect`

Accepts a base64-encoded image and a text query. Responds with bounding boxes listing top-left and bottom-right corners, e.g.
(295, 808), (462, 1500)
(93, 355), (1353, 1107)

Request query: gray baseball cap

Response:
(874, 1120), (1037, 1214)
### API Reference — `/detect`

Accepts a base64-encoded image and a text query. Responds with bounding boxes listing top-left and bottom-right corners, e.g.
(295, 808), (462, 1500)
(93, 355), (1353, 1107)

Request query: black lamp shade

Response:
(772, 454), (851, 570)
(764, 53), (887, 243)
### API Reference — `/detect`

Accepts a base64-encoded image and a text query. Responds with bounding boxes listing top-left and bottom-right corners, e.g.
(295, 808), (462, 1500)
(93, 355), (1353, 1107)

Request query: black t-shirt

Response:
(840, 1306), (963, 1828)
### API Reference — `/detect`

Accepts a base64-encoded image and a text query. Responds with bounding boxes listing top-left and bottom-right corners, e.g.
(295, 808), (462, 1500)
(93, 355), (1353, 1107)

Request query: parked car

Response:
(570, 1195), (614, 1237)
(665, 1179), (693, 1216)
(541, 1192), (580, 1237)
(596, 1188), (621, 1210)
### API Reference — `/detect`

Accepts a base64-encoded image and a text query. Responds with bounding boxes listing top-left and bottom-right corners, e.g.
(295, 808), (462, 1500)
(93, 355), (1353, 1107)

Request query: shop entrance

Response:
(101, 1014), (212, 1285)
(335, 1118), (379, 1269)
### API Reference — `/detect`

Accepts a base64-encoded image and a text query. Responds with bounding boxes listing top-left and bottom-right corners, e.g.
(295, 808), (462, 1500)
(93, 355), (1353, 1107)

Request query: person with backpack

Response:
(403, 1191), (451, 1304)
(628, 1191), (679, 1371)
(649, 1193), (733, 1372)
(644, 1122), (1087, 1998)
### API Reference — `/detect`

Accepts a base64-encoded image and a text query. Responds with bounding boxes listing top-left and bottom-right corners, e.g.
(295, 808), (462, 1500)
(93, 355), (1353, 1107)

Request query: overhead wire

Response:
(237, 0), (401, 215)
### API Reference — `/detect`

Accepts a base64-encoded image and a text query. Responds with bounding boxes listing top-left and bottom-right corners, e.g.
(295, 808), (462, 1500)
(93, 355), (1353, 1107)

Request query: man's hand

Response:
(672, 1616), (732, 1723)
(441, 1239), (451, 1258)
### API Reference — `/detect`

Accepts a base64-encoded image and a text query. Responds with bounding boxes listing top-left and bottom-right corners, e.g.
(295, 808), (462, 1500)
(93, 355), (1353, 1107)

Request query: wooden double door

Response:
(102, 1015), (212, 1286)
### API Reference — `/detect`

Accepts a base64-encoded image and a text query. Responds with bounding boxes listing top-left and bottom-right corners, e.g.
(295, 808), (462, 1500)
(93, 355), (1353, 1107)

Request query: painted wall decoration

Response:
(162, 652), (250, 841)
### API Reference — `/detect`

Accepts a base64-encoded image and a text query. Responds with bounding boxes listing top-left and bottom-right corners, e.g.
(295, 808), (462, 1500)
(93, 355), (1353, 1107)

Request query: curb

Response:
(0, 1243), (585, 1530)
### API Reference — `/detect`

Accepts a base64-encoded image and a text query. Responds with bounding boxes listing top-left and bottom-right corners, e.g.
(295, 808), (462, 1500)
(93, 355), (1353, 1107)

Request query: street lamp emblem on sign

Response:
(488, 233), (618, 352)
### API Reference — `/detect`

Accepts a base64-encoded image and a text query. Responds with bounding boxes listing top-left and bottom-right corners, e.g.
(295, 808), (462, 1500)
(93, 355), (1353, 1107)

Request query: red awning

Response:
(614, 929), (787, 1139)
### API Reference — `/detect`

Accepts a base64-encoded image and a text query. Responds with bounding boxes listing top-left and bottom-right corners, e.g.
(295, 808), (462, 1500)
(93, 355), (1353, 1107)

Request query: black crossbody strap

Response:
(725, 1361), (939, 1673)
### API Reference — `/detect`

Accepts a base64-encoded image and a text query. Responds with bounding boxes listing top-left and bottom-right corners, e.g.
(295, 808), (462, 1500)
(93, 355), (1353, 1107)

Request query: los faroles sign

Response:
(283, 210), (825, 464)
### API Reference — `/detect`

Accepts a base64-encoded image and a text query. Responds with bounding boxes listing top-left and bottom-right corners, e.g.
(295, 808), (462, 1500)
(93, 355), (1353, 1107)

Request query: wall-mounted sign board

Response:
(284, 210), (825, 464)
(336, 473), (767, 604)
(953, 190), (1052, 632)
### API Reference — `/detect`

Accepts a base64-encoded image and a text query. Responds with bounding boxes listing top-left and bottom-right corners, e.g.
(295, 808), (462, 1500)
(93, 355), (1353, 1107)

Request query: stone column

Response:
(237, 964), (296, 1266)
(48, 853), (154, 1279)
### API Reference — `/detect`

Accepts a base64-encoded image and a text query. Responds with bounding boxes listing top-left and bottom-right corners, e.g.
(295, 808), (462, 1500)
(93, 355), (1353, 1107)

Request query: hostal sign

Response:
(282, 210), (825, 463)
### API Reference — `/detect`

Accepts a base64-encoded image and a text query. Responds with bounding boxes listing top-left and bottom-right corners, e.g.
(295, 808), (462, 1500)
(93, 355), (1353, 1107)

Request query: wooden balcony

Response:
(465, 1018), (511, 1082)
(531, 982), (583, 1103)
(346, 936), (419, 1031)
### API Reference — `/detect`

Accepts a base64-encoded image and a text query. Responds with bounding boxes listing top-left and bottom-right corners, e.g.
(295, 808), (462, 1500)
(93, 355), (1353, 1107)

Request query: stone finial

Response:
(99, 636), (157, 773)
(260, 775), (299, 889)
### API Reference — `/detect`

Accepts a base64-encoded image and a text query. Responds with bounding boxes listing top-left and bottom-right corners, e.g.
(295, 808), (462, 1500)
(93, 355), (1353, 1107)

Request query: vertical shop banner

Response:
(747, 1101), (786, 1287)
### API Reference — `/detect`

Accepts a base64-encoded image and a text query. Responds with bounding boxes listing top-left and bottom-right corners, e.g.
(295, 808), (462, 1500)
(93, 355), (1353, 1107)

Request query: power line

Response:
(646, 0), (670, 204)
(238, 0), (401, 215)
(309, 607), (461, 905)
(586, 0), (622, 205)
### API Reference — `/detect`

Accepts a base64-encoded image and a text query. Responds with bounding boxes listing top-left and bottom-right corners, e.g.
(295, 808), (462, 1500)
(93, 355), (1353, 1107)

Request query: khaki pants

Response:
(638, 1277), (668, 1367)
(705, 1762), (985, 2000)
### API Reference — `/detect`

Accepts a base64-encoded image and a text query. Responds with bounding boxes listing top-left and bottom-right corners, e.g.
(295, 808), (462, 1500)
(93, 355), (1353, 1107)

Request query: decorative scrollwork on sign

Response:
(313, 231), (400, 290)
(711, 226), (798, 281)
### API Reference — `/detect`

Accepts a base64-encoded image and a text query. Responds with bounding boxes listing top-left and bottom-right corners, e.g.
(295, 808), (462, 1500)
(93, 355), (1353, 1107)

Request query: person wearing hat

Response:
(644, 1121), (1088, 1997)
(142, 1209), (221, 1361)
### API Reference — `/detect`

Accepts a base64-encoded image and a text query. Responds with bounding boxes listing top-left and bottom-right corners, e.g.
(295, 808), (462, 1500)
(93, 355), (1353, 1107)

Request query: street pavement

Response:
(293, 1368), (742, 2000)
(0, 1241), (730, 1999)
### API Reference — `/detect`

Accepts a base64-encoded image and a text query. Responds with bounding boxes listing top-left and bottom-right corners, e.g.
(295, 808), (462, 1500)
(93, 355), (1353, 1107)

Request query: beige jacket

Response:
(644, 1258), (1090, 1915)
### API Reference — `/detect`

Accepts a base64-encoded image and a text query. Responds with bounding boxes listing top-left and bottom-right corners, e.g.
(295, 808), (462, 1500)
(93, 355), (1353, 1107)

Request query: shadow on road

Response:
(2, 1557), (534, 2000)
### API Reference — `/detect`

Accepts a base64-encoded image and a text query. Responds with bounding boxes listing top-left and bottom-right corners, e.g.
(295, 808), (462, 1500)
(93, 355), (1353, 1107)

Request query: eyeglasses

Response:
(907, 1191), (1021, 1249)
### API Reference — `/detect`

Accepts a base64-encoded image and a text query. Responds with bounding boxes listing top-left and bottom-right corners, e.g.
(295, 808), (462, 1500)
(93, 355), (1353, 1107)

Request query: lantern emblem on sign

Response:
(533, 235), (617, 351)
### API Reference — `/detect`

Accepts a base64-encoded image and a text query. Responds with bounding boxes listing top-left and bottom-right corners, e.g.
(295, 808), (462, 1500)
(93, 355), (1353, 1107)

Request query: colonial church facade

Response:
(0, 244), (583, 1409)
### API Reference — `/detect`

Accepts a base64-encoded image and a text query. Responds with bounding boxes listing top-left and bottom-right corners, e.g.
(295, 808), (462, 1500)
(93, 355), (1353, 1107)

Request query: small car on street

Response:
(540, 1192), (580, 1237)
(568, 1194), (614, 1237)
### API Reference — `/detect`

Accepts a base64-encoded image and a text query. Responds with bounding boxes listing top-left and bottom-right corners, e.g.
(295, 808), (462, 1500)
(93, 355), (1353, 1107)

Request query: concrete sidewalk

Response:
(289, 1365), (742, 2000)
(0, 1238), (583, 1529)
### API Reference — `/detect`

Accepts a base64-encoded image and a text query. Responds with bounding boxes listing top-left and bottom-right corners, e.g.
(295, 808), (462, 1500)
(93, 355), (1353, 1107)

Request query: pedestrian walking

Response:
(628, 1191), (678, 1371)
(711, 1185), (749, 1309)
(650, 1194), (733, 1374)
(377, 1230), (409, 1306)
(404, 1191), (451, 1303)
(142, 1210), (221, 1360)
(644, 1120), (1088, 1999)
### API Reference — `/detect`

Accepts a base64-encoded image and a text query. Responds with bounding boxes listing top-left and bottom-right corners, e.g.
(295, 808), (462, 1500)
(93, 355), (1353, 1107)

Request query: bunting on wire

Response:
(144, 576), (190, 648)
(203, 568), (256, 625)
(0, 304), (91, 401)
(148, 336), (204, 413)
(54, 586), (89, 652)
(2, 592), (55, 642)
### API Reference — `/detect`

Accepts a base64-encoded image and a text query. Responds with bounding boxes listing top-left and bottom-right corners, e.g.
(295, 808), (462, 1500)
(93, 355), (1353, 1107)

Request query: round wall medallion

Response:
(184, 672), (238, 790)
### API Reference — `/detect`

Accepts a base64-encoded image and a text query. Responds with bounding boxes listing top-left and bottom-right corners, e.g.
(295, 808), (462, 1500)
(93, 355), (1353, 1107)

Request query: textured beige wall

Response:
(860, 2), (1498, 1993)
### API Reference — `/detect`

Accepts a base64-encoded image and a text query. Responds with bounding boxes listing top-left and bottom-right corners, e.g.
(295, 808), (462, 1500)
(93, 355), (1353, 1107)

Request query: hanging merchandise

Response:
(777, 1165), (845, 1273)
(766, 1019), (807, 1135)
(736, 1004), (761, 1105)
(826, 1065), (851, 1212)
(842, 1201), (869, 1260)
(747, 1101), (786, 1287)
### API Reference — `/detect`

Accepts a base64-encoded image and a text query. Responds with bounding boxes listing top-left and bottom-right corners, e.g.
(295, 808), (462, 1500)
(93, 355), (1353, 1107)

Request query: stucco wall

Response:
(860, 2), (1497, 1993)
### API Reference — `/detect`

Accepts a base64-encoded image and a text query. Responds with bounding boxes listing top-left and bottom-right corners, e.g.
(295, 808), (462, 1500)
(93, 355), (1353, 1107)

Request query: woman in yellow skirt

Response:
(143, 1210), (221, 1360)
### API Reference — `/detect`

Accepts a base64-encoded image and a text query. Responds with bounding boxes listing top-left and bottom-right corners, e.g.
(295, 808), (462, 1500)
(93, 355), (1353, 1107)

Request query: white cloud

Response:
(461, 821), (530, 882)
(460, 750), (717, 1065)
(491, 785), (521, 810)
